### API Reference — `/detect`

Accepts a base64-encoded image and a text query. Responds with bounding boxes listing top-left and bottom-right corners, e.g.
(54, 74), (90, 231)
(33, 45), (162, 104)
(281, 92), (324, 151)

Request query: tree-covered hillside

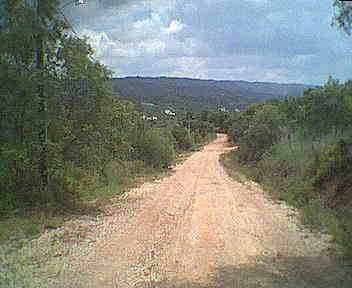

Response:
(111, 76), (318, 113)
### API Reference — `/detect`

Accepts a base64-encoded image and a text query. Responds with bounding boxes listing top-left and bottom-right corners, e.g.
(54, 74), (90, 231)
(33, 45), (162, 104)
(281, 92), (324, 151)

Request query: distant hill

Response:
(111, 76), (318, 114)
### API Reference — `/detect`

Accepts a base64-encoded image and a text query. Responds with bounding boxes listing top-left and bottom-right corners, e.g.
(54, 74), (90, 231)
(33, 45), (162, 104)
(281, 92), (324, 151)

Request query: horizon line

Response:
(111, 75), (321, 86)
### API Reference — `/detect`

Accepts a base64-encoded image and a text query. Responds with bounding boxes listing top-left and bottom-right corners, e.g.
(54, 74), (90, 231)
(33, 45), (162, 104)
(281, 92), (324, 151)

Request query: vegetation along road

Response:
(33, 134), (350, 287)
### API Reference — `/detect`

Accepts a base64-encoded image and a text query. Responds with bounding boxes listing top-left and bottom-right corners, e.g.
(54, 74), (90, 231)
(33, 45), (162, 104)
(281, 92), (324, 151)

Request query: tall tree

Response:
(332, 0), (352, 35)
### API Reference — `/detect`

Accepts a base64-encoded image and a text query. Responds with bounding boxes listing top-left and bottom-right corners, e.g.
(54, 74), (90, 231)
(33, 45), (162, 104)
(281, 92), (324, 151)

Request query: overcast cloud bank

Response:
(65, 0), (352, 85)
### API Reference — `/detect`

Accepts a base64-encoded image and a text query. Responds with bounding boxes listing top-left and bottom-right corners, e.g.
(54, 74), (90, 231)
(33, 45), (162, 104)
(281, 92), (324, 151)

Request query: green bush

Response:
(255, 135), (318, 207)
(225, 80), (352, 259)
(249, 134), (352, 258)
(171, 125), (194, 150)
(301, 198), (335, 231)
(332, 206), (352, 259)
(137, 128), (176, 168)
(237, 123), (280, 164)
(50, 162), (85, 205)
(102, 160), (144, 186)
(0, 146), (41, 214)
(311, 138), (352, 199)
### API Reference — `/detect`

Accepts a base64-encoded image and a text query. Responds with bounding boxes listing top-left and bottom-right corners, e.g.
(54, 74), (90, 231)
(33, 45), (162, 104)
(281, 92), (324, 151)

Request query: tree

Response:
(332, 0), (352, 35)
(0, 0), (72, 195)
(0, 0), (124, 208)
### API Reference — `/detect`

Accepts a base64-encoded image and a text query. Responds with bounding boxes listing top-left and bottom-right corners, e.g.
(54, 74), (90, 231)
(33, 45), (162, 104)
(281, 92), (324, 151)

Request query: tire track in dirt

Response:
(54, 134), (351, 288)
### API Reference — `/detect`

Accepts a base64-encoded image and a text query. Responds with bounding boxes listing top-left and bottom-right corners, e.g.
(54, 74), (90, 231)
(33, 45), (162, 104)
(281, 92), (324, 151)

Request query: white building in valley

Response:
(164, 109), (176, 116)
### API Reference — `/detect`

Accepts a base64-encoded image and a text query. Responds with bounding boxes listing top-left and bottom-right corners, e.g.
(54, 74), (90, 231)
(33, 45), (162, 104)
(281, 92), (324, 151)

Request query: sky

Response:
(64, 0), (352, 85)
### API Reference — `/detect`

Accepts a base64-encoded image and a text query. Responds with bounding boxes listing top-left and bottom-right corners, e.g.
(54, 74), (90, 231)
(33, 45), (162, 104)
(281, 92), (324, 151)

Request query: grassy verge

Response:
(219, 151), (251, 185)
(0, 134), (214, 246)
(192, 133), (217, 150)
(220, 137), (352, 260)
(0, 134), (217, 288)
(0, 139), (209, 287)
(0, 167), (171, 288)
(0, 167), (171, 245)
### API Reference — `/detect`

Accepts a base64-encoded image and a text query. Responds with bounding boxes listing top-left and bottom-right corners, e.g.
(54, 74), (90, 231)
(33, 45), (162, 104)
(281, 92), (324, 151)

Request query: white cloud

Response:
(289, 54), (316, 66)
(131, 12), (164, 39)
(138, 39), (166, 55)
(80, 27), (200, 60)
(171, 57), (207, 77)
(81, 29), (138, 57)
(71, 0), (352, 85)
(163, 20), (185, 34)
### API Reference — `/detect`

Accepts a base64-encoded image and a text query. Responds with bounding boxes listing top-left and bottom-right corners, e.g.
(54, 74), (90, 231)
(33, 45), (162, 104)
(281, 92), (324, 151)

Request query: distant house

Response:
(75, 0), (88, 6)
(164, 109), (176, 116)
(142, 115), (158, 121)
(219, 107), (228, 112)
(141, 102), (156, 107)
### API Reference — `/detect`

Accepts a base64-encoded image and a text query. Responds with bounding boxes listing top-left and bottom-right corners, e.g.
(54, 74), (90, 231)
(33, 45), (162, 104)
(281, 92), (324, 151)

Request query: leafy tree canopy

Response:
(332, 0), (352, 35)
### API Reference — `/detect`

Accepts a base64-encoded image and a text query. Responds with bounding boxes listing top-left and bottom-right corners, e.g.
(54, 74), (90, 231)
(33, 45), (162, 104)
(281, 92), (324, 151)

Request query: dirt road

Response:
(51, 134), (350, 287)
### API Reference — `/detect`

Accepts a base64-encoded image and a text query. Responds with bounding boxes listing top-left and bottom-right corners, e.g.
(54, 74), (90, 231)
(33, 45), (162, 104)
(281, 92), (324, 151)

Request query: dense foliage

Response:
(225, 78), (352, 258)
(332, 0), (352, 35)
(222, 0), (352, 258)
(0, 0), (215, 217)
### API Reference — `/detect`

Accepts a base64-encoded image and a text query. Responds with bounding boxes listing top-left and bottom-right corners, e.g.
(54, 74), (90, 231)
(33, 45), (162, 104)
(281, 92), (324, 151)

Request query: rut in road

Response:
(55, 134), (351, 288)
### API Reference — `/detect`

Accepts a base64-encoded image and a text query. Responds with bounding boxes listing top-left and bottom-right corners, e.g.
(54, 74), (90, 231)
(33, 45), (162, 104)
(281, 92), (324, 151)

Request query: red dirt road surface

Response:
(52, 134), (350, 288)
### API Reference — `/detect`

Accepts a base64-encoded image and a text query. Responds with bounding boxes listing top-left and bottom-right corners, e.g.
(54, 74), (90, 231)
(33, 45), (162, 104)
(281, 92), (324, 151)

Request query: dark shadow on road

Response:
(135, 254), (352, 288)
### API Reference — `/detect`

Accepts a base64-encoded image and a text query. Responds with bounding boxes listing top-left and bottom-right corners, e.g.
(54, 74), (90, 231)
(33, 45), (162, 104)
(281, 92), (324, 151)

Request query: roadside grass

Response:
(0, 166), (170, 246)
(0, 210), (66, 245)
(0, 207), (72, 288)
(1, 136), (206, 245)
(0, 244), (37, 288)
(219, 151), (251, 185)
(0, 165), (172, 288)
(255, 136), (319, 207)
(0, 141), (204, 287)
(192, 133), (217, 150)
(220, 135), (352, 260)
